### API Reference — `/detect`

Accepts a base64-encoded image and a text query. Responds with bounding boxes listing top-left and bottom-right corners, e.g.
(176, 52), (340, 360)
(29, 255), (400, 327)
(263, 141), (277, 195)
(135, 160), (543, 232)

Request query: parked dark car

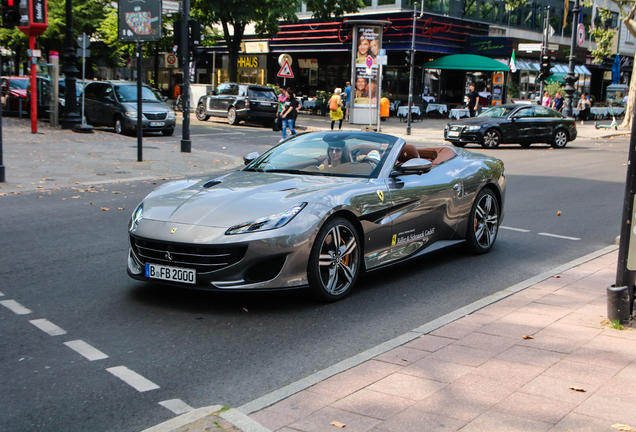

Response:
(444, 104), (577, 149)
(83, 80), (176, 136)
(195, 83), (278, 127)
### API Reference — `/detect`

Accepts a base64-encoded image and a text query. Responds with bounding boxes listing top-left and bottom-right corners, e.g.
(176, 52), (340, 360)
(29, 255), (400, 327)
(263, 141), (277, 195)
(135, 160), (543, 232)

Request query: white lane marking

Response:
(500, 226), (531, 233)
(538, 232), (581, 241)
(159, 399), (194, 415)
(64, 340), (109, 361)
(0, 300), (32, 315)
(30, 319), (67, 336)
(106, 366), (160, 392)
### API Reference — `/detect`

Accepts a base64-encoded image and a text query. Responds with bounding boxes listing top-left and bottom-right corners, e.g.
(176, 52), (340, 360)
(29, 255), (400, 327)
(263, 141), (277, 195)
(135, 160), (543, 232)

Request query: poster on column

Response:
(354, 27), (380, 108)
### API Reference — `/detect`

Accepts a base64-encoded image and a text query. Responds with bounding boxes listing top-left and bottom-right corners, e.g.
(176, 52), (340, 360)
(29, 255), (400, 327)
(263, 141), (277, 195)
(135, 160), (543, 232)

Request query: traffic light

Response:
(537, 54), (553, 82)
(1, 0), (21, 29)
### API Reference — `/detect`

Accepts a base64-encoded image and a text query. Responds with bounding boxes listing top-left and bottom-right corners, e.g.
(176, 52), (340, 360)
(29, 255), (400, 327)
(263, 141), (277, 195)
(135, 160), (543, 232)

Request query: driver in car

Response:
(320, 141), (351, 170)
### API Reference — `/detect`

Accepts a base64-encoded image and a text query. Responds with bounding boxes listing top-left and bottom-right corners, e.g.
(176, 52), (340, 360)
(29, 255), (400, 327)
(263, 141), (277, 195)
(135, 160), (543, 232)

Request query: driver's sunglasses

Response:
(328, 148), (342, 153)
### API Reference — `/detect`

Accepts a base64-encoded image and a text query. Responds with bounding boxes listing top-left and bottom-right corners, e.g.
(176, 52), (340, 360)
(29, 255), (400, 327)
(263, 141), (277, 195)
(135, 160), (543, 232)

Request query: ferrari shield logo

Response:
(376, 190), (384, 201)
(170, 227), (177, 234)
(391, 235), (397, 246)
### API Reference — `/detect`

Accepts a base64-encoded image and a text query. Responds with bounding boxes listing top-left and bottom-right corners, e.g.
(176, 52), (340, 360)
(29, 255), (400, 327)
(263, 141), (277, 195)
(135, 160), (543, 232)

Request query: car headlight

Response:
(131, 202), (144, 228)
(464, 125), (481, 132)
(167, 111), (176, 119)
(226, 203), (307, 235)
(125, 111), (137, 119)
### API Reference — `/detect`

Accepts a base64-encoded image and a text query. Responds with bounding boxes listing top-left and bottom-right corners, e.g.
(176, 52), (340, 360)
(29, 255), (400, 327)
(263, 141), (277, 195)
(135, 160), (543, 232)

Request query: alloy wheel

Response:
(317, 224), (359, 296)
(482, 130), (500, 148)
(473, 193), (498, 249)
(552, 130), (568, 148)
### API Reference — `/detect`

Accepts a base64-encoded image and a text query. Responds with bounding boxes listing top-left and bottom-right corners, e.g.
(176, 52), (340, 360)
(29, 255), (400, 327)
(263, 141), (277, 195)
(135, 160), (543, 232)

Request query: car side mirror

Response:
(210, 90), (217, 96)
(391, 158), (433, 176)
(510, 115), (520, 121)
(243, 152), (259, 165)
(103, 95), (115, 103)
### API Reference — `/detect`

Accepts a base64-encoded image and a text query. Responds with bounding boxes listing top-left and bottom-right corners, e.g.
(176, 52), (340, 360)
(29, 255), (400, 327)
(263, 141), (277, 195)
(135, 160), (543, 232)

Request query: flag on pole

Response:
(579, 4), (583, 24)
(510, 49), (517, 73)
(591, 0), (597, 27)
(563, 0), (569, 29)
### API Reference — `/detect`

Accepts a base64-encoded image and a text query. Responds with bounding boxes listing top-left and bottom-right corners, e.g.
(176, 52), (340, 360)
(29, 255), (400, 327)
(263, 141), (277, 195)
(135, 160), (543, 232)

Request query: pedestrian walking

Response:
(541, 91), (551, 107)
(551, 91), (564, 113)
(577, 92), (591, 125)
(275, 88), (288, 133)
(329, 88), (344, 131)
(467, 83), (480, 117)
(281, 90), (299, 140)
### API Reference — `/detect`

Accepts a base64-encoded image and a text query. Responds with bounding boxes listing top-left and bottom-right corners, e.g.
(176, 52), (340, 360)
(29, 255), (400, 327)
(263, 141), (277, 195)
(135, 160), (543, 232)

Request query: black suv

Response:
(83, 80), (176, 136)
(195, 83), (278, 127)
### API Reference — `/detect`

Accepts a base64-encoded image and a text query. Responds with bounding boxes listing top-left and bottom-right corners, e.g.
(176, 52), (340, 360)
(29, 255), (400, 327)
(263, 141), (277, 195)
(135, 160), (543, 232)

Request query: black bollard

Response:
(607, 285), (631, 324)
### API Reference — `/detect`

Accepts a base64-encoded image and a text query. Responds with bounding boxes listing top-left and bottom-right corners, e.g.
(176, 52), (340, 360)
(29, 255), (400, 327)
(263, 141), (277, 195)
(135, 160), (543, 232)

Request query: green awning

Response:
(545, 73), (566, 84)
(423, 54), (510, 71)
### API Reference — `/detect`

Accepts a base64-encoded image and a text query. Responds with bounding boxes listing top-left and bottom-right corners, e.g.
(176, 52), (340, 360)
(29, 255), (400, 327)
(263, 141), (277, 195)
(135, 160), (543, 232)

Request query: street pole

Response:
(539, 6), (551, 99)
(563, 0), (580, 117)
(60, 0), (81, 130)
(180, 0), (191, 153)
(0, 54), (4, 183)
(137, 41), (143, 162)
(406, 2), (417, 135)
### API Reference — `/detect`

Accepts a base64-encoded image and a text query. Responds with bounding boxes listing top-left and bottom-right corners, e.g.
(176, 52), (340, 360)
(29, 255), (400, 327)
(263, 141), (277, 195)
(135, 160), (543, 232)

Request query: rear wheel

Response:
(196, 104), (209, 121)
(466, 188), (499, 254)
(227, 107), (239, 125)
(481, 129), (501, 149)
(552, 129), (568, 148)
(308, 217), (360, 302)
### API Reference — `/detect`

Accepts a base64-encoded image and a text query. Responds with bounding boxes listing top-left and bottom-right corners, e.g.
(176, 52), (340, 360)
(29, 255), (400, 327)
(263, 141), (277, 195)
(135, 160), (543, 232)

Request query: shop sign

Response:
(421, 17), (452, 40)
(237, 56), (259, 68)
(463, 37), (512, 56)
(298, 59), (318, 69)
(243, 41), (269, 53)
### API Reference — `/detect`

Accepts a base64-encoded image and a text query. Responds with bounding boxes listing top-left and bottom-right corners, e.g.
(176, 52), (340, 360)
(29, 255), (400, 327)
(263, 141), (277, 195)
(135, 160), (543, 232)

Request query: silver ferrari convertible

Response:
(127, 131), (505, 301)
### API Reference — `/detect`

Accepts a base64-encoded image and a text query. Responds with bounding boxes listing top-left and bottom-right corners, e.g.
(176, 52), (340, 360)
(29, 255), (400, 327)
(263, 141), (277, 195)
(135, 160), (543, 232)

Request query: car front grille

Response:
(143, 113), (167, 120)
(130, 235), (247, 274)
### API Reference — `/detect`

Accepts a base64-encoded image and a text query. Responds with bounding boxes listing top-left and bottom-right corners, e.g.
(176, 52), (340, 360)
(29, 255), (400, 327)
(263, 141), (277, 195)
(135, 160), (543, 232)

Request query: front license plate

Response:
(149, 121), (165, 127)
(447, 131), (460, 137)
(260, 102), (271, 106)
(145, 263), (196, 284)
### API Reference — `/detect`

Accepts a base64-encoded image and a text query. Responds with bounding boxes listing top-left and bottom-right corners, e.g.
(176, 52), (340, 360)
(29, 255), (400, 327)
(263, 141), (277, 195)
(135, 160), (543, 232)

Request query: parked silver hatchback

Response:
(83, 80), (176, 136)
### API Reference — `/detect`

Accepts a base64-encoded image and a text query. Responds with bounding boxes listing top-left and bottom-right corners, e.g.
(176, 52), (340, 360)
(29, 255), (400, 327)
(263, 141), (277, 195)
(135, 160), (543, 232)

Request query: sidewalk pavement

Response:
(146, 246), (636, 432)
(0, 113), (627, 196)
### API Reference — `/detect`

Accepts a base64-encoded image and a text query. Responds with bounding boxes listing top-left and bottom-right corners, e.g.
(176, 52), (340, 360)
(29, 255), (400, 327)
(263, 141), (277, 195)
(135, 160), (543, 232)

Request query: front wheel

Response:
(481, 129), (501, 149)
(114, 116), (128, 135)
(552, 129), (568, 148)
(466, 188), (499, 254)
(227, 107), (239, 125)
(196, 104), (209, 121)
(308, 217), (361, 302)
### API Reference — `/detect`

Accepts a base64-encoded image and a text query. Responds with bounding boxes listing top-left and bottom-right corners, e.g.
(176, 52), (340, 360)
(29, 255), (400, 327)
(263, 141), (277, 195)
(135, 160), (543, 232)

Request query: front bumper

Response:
(444, 128), (484, 144)
(124, 117), (176, 131)
(127, 210), (323, 291)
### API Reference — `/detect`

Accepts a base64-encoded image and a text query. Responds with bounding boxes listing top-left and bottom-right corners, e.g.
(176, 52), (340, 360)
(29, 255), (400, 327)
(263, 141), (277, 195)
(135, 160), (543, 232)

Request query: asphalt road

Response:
(0, 123), (630, 432)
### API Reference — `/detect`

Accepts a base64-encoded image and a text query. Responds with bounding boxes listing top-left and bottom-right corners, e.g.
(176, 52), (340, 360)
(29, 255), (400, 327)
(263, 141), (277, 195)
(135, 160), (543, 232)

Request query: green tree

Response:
(192, 0), (364, 83)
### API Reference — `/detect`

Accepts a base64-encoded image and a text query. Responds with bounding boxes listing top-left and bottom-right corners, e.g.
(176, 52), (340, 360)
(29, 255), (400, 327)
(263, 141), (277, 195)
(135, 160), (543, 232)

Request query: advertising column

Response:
(350, 25), (381, 125)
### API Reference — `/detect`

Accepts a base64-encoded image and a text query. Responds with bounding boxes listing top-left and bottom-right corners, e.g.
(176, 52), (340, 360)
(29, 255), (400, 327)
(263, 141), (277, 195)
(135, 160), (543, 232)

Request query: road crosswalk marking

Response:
(106, 366), (160, 392)
(30, 319), (67, 336)
(0, 300), (32, 315)
(64, 340), (109, 361)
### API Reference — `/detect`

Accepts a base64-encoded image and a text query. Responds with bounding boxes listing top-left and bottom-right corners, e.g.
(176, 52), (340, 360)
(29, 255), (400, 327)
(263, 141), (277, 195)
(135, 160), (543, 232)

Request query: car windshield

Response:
(58, 80), (84, 96)
(9, 79), (28, 90)
(478, 106), (515, 118)
(114, 85), (162, 102)
(245, 132), (398, 179)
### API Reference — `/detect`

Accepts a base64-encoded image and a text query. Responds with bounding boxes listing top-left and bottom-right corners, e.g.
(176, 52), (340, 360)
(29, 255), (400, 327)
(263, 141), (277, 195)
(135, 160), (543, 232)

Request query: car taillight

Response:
(245, 98), (250, 109)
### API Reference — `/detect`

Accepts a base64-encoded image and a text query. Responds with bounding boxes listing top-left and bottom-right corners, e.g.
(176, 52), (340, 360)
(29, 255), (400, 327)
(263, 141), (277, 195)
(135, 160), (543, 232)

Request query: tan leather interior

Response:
(417, 147), (456, 166)
(398, 144), (420, 163)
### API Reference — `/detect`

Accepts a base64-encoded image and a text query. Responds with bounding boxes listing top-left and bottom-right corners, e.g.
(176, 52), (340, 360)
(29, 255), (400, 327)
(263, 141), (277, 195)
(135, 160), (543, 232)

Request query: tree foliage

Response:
(192, 0), (364, 82)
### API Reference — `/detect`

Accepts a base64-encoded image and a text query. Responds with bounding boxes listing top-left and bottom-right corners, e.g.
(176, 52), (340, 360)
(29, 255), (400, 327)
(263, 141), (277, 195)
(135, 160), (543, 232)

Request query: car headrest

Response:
(398, 144), (420, 163)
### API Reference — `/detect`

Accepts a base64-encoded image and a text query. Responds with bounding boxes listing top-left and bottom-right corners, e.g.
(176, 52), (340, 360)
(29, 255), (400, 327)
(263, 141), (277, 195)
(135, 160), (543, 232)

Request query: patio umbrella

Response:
(612, 55), (621, 84)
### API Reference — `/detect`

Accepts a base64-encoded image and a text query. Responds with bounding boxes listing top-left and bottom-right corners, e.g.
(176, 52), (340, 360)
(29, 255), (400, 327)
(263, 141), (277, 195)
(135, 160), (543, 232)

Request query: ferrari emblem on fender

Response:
(376, 190), (384, 201)
(170, 227), (177, 234)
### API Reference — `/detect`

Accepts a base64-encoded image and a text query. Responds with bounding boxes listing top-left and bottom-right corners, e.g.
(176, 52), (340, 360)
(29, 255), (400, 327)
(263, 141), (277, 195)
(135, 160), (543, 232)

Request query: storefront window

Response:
(424, 0), (449, 12)
(479, 1), (500, 23)
(378, 0), (396, 4)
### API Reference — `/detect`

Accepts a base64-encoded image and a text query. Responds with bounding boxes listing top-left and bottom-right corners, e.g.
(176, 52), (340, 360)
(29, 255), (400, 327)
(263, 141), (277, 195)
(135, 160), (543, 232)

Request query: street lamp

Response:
(406, 2), (417, 135)
(563, 0), (580, 117)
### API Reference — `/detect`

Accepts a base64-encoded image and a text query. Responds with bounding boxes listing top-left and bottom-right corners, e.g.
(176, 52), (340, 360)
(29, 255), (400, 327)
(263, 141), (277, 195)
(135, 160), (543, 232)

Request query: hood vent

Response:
(203, 180), (222, 188)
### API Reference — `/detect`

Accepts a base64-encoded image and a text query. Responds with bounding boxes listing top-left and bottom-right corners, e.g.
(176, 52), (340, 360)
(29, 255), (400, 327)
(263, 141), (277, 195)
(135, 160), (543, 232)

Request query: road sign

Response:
(366, 55), (374, 68)
(162, 0), (181, 12)
(376, 55), (387, 65)
(277, 60), (294, 78)
(165, 53), (177, 67)
(27, 48), (41, 57)
(577, 23), (585, 47)
(518, 43), (542, 52)
(548, 43), (559, 52)
(78, 33), (90, 49)
(76, 48), (90, 58)
(118, 0), (162, 42)
(278, 53), (292, 67)
(379, 49), (386, 56)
